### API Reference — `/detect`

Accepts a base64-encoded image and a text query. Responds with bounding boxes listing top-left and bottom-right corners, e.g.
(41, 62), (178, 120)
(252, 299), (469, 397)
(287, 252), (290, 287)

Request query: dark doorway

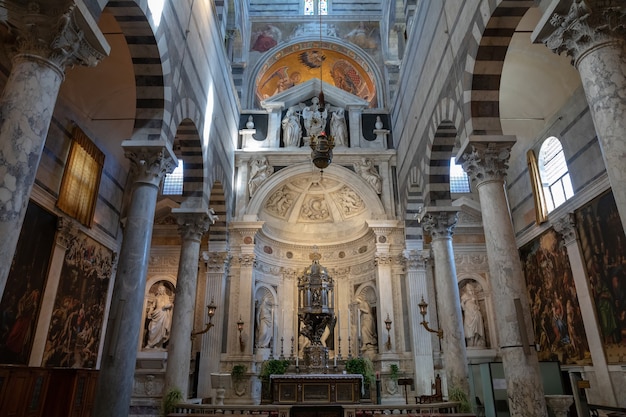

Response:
(290, 406), (343, 417)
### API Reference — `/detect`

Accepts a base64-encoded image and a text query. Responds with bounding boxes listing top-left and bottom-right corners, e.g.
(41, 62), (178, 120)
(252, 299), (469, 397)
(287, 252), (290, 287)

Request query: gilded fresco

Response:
(42, 232), (113, 368)
(575, 191), (626, 363)
(0, 203), (56, 364)
(520, 229), (591, 365)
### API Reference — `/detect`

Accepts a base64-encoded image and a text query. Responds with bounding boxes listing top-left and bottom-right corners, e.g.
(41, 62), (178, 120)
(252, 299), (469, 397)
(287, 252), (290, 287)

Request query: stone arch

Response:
(247, 37), (386, 109)
(172, 118), (205, 206)
(467, 1), (536, 136)
(424, 121), (457, 207)
(104, 0), (171, 143)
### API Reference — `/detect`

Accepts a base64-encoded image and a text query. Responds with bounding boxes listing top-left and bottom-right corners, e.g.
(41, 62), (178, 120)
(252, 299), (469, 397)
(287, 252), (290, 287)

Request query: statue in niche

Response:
(248, 156), (273, 197)
(330, 108), (348, 147)
(302, 96), (327, 141)
(357, 295), (377, 352)
(461, 283), (486, 347)
(282, 108), (302, 147)
(255, 296), (273, 348)
(355, 157), (382, 194)
(145, 284), (173, 349)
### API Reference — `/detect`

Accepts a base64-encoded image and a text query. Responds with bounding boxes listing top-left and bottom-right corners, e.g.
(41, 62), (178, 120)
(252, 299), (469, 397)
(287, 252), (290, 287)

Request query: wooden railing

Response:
(588, 403), (626, 417)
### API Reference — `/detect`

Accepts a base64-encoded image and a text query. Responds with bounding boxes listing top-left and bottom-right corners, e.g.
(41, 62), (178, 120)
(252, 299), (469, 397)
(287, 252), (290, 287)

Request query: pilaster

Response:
(551, 214), (618, 407)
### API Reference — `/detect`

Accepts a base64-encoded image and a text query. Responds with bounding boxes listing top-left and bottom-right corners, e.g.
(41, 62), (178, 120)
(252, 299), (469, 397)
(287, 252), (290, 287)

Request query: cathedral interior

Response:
(0, 1), (625, 417)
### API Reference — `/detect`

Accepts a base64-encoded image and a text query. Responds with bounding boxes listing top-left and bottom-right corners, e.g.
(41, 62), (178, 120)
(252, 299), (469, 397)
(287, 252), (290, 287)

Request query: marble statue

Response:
(355, 158), (382, 194)
(330, 108), (348, 146)
(461, 284), (485, 347)
(282, 108), (302, 147)
(248, 156), (273, 197)
(357, 296), (377, 351)
(302, 96), (327, 140)
(255, 296), (273, 348)
(145, 285), (173, 349)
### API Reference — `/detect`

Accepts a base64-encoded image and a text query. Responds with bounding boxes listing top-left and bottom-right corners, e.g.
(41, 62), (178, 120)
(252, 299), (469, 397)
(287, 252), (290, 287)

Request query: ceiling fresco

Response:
(255, 42), (378, 107)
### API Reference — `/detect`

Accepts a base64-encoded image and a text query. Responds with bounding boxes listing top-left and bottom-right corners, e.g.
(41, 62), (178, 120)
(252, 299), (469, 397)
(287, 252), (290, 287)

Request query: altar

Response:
(270, 374), (363, 404)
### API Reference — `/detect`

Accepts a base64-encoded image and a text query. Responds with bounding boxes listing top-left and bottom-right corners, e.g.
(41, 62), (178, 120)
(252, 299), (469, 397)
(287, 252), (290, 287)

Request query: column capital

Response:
(533, 0), (626, 67)
(458, 135), (516, 186)
(404, 249), (430, 269)
(172, 208), (216, 242)
(122, 140), (177, 187)
(202, 251), (231, 273)
(551, 213), (578, 245)
(2, 1), (110, 73)
(421, 208), (459, 239)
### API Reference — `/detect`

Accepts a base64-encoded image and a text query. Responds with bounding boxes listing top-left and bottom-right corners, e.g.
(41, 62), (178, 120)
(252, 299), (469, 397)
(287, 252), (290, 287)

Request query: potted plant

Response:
(231, 364), (247, 383)
(345, 357), (375, 400)
(448, 385), (472, 413)
(389, 364), (399, 381)
(160, 387), (183, 417)
(259, 359), (290, 403)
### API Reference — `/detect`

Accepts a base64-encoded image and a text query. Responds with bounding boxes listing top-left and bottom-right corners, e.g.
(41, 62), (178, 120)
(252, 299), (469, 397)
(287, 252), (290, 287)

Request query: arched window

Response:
(304, 0), (328, 15)
(538, 136), (573, 212)
(162, 160), (184, 195)
(450, 157), (470, 193)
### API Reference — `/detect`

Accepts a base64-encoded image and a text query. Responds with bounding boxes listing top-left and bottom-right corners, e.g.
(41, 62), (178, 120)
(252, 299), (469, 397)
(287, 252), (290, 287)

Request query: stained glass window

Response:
(304, 0), (328, 15)
(304, 0), (314, 15)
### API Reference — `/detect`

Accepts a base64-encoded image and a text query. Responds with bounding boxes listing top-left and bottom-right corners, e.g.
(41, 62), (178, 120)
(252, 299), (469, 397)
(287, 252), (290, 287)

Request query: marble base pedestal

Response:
(545, 395), (574, 417)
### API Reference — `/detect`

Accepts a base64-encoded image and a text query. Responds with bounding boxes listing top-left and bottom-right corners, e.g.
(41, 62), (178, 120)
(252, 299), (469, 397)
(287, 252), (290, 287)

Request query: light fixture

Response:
(237, 317), (245, 352)
(307, 3), (334, 171)
(418, 296), (443, 339)
(191, 298), (217, 340)
(384, 314), (392, 351)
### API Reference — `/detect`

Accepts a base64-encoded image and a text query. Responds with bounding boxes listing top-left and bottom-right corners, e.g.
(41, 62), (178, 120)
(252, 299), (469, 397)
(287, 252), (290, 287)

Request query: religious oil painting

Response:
(42, 231), (113, 368)
(520, 228), (591, 365)
(575, 191), (626, 363)
(0, 202), (56, 364)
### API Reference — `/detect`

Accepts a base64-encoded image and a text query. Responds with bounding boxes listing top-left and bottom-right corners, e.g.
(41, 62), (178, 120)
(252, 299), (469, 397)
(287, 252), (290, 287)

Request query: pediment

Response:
(261, 79), (368, 110)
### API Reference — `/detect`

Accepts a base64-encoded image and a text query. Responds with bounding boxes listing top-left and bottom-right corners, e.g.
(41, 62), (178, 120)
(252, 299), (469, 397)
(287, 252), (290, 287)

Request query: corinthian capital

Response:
(1, 1), (110, 71)
(535, 0), (626, 65)
(123, 140), (177, 187)
(421, 209), (459, 239)
(173, 208), (215, 242)
(458, 136), (516, 186)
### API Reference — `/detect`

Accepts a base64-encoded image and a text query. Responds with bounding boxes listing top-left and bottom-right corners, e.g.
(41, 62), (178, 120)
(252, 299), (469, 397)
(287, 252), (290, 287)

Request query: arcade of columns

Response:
(0, 2), (623, 417)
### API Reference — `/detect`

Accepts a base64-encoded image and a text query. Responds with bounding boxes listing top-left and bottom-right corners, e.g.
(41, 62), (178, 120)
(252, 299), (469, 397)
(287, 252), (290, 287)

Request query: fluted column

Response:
(164, 209), (214, 398)
(404, 250), (436, 395)
(197, 251), (230, 398)
(535, 1), (626, 231)
(94, 141), (176, 417)
(0, 1), (109, 299)
(459, 136), (546, 417)
(421, 209), (468, 391)
(551, 214), (618, 407)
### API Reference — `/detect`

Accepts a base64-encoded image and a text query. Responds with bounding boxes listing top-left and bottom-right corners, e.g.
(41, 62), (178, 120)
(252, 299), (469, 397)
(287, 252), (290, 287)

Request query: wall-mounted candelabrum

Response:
(237, 317), (245, 352)
(191, 299), (217, 340)
(418, 296), (443, 339)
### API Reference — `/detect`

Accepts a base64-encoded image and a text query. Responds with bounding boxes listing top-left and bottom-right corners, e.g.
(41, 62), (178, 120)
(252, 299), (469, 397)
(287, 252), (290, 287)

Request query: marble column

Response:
(421, 209), (469, 392)
(164, 209), (214, 398)
(93, 141), (176, 417)
(0, 1), (109, 299)
(534, 1), (626, 232)
(404, 250), (436, 395)
(459, 136), (547, 417)
(552, 214), (618, 407)
(197, 251), (230, 398)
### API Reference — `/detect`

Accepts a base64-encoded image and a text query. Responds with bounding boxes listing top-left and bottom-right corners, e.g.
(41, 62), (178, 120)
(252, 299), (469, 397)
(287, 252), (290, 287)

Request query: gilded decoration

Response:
(255, 43), (376, 107)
